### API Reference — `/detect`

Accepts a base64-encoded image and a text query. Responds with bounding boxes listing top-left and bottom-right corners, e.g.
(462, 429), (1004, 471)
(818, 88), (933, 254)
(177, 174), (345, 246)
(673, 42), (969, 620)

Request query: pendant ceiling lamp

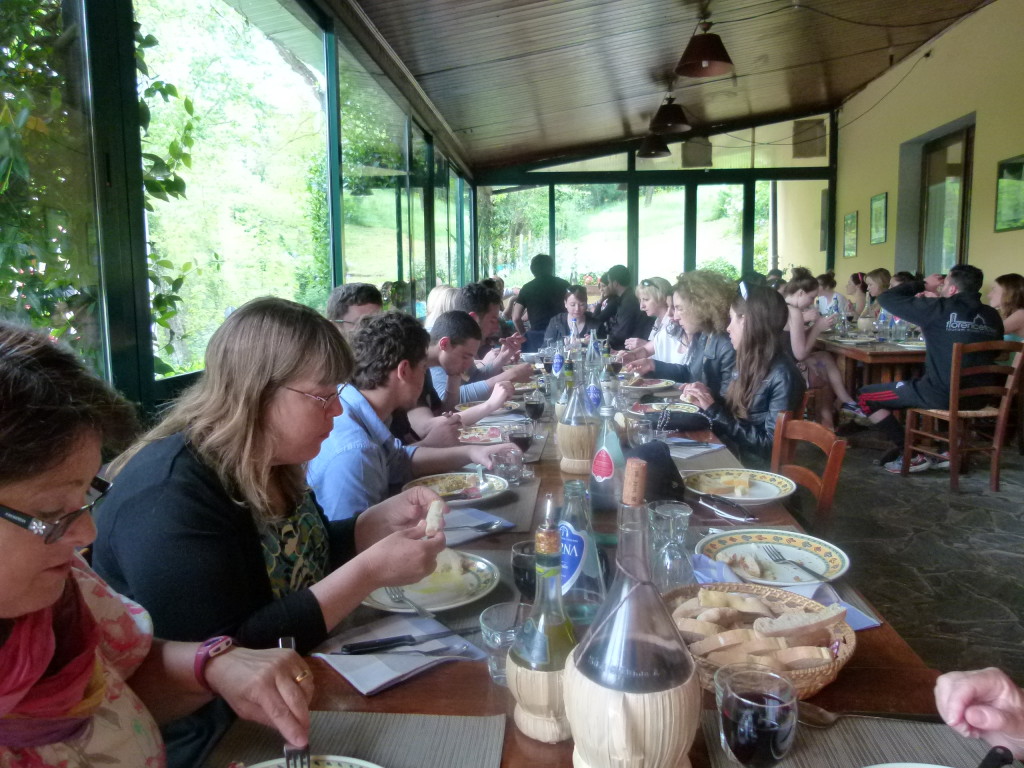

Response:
(636, 134), (671, 159)
(649, 96), (691, 134)
(675, 19), (733, 78)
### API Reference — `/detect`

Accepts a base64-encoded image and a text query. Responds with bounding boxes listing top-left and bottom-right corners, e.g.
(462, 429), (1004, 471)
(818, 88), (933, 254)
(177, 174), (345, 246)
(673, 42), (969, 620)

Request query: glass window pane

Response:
(135, 0), (328, 379)
(432, 154), (450, 285)
(696, 184), (743, 279)
(638, 186), (685, 281)
(477, 185), (549, 287)
(408, 125), (427, 317)
(1, 0), (108, 376)
(338, 44), (405, 291)
(553, 183), (627, 284)
(754, 180), (830, 277)
(461, 178), (473, 284)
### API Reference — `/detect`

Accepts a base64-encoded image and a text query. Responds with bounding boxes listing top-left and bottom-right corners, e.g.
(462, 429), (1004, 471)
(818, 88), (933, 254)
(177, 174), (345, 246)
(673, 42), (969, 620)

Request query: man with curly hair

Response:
(308, 311), (514, 521)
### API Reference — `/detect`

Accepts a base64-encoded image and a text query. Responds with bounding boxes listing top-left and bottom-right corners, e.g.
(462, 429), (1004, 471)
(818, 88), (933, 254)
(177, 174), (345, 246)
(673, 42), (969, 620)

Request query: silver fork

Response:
(761, 544), (828, 581)
(283, 743), (311, 768)
(384, 585), (435, 619)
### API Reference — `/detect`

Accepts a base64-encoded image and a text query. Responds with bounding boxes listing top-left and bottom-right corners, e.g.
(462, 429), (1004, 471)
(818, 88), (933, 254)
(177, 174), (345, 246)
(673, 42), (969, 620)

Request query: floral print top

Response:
(0, 558), (164, 768)
(258, 493), (330, 599)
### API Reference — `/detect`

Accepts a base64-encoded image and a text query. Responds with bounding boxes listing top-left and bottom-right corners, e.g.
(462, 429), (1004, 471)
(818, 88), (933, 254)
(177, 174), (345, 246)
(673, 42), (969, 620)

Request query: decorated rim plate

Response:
(363, 551), (500, 612)
(627, 401), (700, 415)
(513, 381), (541, 393)
(248, 757), (384, 768)
(455, 400), (521, 414)
(895, 340), (926, 348)
(402, 472), (510, 507)
(621, 377), (676, 391)
(458, 425), (504, 444)
(694, 528), (850, 585)
(684, 468), (796, 506)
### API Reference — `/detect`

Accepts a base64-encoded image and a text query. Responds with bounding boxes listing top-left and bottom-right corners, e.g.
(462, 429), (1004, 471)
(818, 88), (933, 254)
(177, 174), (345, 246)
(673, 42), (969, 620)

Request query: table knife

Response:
(698, 494), (758, 523)
(336, 629), (461, 654)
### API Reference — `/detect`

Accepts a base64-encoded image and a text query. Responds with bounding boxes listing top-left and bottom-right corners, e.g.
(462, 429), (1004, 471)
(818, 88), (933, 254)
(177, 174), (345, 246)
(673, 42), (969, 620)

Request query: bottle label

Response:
(558, 521), (587, 592)
(516, 617), (551, 665)
(586, 384), (602, 408)
(552, 354), (564, 374)
(591, 447), (614, 482)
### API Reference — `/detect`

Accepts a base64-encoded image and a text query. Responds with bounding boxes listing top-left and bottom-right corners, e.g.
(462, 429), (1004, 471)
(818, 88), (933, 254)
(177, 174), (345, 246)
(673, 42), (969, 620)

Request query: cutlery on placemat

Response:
(336, 629), (461, 655)
(977, 746), (1013, 768)
(797, 700), (944, 728)
(692, 493), (757, 523)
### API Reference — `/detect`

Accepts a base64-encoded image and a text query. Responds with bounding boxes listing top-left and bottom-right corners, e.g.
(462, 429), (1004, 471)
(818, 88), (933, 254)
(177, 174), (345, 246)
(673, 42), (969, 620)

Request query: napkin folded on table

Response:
(440, 507), (514, 547)
(690, 554), (880, 631)
(669, 442), (728, 460)
(314, 614), (486, 696)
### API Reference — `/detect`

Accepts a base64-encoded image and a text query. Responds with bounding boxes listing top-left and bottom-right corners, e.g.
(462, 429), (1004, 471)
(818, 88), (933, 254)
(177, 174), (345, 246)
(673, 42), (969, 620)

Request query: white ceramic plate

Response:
(363, 550), (500, 612)
(248, 756), (384, 768)
(684, 468), (796, 506)
(455, 400), (521, 414)
(695, 528), (850, 586)
(627, 401), (700, 415)
(621, 377), (676, 391)
(402, 472), (510, 507)
(862, 764), (954, 768)
(458, 426), (504, 444)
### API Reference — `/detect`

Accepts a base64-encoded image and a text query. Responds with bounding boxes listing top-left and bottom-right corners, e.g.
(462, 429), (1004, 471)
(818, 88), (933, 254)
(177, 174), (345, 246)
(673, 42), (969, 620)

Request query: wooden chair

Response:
(901, 340), (1024, 491)
(770, 411), (848, 531)
(796, 385), (827, 422)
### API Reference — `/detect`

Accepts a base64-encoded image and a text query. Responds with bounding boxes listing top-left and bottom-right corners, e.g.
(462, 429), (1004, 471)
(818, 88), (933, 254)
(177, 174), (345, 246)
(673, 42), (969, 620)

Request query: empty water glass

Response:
(479, 601), (528, 686)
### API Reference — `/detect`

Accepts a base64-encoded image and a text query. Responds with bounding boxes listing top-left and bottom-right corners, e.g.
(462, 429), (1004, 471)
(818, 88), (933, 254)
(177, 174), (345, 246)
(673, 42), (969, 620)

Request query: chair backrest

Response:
(770, 411), (848, 525)
(948, 340), (1024, 412)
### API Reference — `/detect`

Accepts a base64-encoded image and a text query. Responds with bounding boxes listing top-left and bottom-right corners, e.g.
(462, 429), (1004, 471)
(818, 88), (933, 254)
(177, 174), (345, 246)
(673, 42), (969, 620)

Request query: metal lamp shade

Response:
(636, 134), (671, 159)
(649, 97), (691, 134)
(675, 31), (733, 78)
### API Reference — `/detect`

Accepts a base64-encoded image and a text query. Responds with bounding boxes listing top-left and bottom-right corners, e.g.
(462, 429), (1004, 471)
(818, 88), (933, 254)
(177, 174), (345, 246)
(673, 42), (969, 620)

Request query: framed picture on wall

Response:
(870, 193), (887, 244)
(843, 212), (857, 258)
(995, 155), (1024, 232)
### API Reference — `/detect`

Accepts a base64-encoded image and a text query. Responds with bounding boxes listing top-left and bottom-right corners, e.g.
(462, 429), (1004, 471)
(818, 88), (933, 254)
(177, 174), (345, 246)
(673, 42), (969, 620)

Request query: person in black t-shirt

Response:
(512, 254), (570, 336)
(603, 264), (652, 350)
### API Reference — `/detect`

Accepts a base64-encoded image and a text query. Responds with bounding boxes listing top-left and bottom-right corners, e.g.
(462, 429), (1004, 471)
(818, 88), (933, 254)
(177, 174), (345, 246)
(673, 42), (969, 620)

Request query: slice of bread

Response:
(770, 646), (834, 670)
(752, 603), (846, 638)
(674, 617), (723, 643)
(688, 628), (758, 657)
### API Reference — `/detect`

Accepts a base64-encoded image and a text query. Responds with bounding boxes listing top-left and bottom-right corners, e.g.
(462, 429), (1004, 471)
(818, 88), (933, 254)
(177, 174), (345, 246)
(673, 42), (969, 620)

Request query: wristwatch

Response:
(194, 635), (235, 691)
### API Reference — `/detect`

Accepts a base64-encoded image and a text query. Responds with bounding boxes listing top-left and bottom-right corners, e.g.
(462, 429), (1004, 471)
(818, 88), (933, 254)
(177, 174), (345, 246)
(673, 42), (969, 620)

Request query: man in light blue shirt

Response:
(309, 311), (515, 521)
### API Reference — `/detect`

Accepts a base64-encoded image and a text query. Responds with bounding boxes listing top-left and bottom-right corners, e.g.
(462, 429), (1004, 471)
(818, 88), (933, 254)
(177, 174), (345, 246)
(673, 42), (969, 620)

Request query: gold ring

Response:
(294, 668), (311, 684)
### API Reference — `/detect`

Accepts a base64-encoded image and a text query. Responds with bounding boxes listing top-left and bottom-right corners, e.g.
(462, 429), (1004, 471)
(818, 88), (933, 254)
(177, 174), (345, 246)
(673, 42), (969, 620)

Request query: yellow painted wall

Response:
(835, 0), (1024, 285)
(778, 179), (829, 277)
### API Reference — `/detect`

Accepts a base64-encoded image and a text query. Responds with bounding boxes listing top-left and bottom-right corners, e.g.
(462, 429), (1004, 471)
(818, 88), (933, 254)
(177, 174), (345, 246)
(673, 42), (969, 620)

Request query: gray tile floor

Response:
(797, 432), (1024, 683)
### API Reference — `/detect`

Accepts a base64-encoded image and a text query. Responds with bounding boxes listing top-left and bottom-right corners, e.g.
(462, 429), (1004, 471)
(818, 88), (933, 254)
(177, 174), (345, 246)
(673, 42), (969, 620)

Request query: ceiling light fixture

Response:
(636, 134), (671, 159)
(675, 18), (733, 78)
(649, 96), (691, 134)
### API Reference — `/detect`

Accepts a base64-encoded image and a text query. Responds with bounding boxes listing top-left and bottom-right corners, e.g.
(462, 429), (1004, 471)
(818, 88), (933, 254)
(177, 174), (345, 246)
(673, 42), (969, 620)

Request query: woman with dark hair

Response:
(92, 297), (445, 766)
(543, 285), (600, 344)
(890, 271), (917, 288)
(815, 272), (850, 316)
(0, 323), (314, 765)
(988, 273), (1024, 343)
(680, 286), (805, 467)
(845, 271), (869, 318)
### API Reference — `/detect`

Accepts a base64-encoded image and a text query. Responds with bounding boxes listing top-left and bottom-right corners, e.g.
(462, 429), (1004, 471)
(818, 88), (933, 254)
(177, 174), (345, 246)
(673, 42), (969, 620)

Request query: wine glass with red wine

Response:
(524, 394), (545, 421)
(505, 421), (534, 452)
(717, 667), (797, 767)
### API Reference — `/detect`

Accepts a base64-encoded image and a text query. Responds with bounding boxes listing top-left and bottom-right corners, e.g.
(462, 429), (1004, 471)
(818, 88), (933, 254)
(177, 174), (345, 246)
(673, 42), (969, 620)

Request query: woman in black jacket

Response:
(681, 285), (804, 467)
(544, 285), (600, 344)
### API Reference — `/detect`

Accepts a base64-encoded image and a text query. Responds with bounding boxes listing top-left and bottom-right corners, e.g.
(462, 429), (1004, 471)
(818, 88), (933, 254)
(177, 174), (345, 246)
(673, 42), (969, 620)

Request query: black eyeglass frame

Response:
(0, 477), (111, 544)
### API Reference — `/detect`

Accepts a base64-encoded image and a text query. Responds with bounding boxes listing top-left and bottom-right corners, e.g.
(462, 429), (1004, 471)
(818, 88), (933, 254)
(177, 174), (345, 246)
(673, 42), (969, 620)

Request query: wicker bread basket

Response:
(662, 582), (856, 700)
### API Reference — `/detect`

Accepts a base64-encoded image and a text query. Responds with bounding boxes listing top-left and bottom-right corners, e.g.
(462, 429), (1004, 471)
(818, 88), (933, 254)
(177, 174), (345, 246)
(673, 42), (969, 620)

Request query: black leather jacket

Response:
(652, 332), (736, 400)
(703, 355), (805, 468)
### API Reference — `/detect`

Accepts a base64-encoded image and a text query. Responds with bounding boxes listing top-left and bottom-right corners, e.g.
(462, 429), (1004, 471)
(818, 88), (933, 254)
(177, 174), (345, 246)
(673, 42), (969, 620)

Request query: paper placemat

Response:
(440, 507), (514, 547)
(482, 476), (540, 532)
(699, 709), (1007, 768)
(205, 710), (505, 768)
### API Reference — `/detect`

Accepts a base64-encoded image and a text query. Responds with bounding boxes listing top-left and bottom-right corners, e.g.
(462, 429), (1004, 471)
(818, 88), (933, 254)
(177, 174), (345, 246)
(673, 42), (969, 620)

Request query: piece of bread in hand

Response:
(424, 499), (445, 537)
(752, 603), (846, 638)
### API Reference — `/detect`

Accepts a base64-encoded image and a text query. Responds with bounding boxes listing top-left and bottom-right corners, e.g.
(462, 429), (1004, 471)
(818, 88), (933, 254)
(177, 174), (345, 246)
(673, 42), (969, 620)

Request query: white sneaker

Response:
(884, 454), (933, 474)
(931, 451), (951, 470)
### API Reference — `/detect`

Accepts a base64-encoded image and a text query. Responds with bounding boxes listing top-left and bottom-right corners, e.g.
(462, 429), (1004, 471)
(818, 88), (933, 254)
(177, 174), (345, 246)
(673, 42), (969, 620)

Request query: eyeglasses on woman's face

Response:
(0, 477), (110, 544)
(283, 385), (342, 412)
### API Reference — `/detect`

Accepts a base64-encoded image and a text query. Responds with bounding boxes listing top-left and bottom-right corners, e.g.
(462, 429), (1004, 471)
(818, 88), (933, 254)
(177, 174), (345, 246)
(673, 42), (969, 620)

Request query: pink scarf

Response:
(0, 578), (106, 748)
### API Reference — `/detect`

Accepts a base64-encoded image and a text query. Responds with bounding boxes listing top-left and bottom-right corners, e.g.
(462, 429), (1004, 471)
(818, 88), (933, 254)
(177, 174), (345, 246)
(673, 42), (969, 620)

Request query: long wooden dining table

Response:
(816, 335), (927, 396)
(307, 419), (942, 768)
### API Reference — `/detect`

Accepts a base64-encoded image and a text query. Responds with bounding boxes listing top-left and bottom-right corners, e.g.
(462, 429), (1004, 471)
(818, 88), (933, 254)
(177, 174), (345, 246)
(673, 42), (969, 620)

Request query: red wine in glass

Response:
(543, 359), (554, 374)
(525, 400), (545, 420)
(720, 691), (797, 768)
(607, 361), (623, 375)
(510, 433), (533, 452)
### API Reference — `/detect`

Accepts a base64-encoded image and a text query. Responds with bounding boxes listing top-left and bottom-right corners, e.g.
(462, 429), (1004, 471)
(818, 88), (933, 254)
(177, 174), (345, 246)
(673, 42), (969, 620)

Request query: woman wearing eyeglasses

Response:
(91, 297), (445, 767)
(0, 322), (315, 766)
(680, 285), (805, 467)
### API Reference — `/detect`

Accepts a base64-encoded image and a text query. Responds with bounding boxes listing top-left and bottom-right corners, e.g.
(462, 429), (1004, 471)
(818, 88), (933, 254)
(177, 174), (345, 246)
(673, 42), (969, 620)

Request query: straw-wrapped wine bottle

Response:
(556, 380), (597, 474)
(506, 497), (577, 743)
(562, 458), (702, 768)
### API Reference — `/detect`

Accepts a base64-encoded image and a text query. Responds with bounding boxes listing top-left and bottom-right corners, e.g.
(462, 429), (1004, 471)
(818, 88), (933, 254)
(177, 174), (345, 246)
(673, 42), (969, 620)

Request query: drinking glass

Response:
(716, 666), (798, 767)
(510, 540), (536, 601)
(649, 502), (696, 593)
(629, 420), (653, 448)
(492, 447), (524, 485)
(524, 393), (545, 421)
(479, 601), (529, 686)
(505, 421), (535, 453)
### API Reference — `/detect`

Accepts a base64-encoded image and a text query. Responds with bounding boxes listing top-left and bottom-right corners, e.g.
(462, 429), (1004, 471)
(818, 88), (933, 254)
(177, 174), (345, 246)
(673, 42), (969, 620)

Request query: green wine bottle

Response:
(510, 494), (577, 672)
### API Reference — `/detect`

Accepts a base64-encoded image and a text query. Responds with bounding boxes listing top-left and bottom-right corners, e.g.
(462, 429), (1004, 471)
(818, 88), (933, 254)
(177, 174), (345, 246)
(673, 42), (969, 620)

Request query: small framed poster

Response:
(870, 192), (887, 244)
(843, 212), (857, 259)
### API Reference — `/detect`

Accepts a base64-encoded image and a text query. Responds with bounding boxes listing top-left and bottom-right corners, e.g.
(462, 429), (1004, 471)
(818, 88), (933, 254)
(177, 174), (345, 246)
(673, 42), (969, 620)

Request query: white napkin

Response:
(690, 554), (880, 631)
(669, 443), (728, 460)
(476, 413), (530, 424)
(313, 615), (485, 696)
(440, 507), (513, 547)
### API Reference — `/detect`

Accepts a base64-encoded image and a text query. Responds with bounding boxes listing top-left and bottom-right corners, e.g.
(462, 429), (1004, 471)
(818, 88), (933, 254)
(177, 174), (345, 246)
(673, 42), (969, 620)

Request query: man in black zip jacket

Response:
(856, 264), (1003, 473)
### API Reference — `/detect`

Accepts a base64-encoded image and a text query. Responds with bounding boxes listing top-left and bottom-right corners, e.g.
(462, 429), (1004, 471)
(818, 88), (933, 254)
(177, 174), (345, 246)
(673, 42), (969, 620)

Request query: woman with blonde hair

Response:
(92, 297), (445, 766)
(862, 268), (892, 318)
(988, 273), (1024, 342)
(424, 285), (458, 331)
(0, 322), (315, 766)
(622, 276), (674, 358)
(625, 270), (735, 400)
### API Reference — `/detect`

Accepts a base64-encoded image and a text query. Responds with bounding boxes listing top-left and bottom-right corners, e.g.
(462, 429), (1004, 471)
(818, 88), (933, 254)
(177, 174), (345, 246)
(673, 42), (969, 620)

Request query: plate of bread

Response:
(695, 529), (850, 585)
(684, 468), (796, 506)
(664, 583), (855, 699)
